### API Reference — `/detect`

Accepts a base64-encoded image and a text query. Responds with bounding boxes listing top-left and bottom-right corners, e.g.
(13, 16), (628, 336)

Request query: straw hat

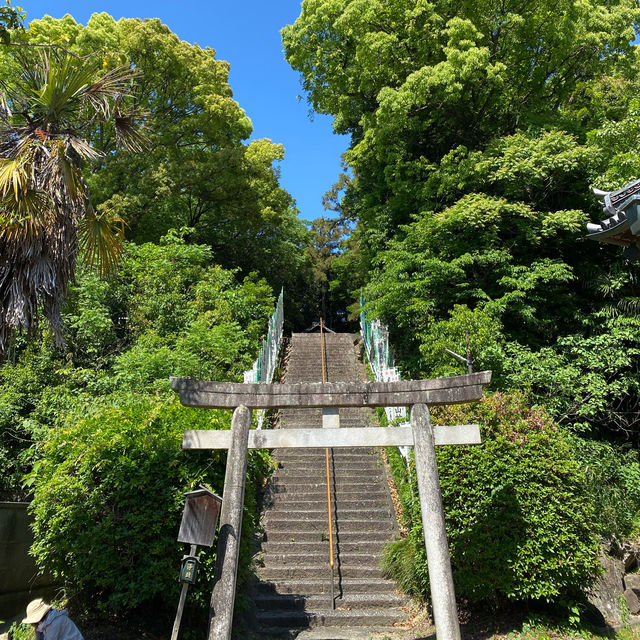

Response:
(22, 598), (52, 625)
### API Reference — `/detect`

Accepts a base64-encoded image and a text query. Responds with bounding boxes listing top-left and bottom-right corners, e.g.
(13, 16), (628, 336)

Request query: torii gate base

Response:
(171, 372), (491, 640)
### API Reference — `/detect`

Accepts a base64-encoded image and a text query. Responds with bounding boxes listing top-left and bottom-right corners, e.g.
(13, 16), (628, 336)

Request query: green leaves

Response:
(27, 394), (230, 610)
(0, 0), (25, 44)
(383, 394), (600, 605)
(1, 231), (277, 612)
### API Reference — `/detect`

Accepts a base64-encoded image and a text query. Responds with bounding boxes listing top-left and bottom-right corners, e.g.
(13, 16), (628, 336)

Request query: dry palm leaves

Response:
(0, 49), (145, 354)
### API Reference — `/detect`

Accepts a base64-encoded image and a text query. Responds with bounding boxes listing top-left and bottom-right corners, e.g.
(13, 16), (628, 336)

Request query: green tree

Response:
(283, 0), (638, 253)
(17, 14), (313, 316)
(304, 216), (349, 325)
(0, 0), (25, 43)
(1, 233), (276, 616)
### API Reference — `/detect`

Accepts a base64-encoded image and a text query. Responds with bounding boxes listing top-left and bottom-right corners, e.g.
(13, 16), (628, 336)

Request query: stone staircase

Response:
(252, 332), (409, 636)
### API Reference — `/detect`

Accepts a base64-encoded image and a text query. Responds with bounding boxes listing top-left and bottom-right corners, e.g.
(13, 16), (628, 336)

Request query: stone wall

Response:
(587, 538), (640, 626)
(0, 502), (57, 621)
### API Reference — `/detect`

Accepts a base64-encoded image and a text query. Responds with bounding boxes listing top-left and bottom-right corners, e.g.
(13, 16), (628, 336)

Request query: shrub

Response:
(383, 393), (600, 605)
(572, 438), (640, 539)
(26, 393), (272, 612)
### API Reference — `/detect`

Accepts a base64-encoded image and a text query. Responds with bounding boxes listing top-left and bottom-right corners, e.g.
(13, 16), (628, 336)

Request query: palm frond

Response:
(85, 65), (138, 104)
(0, 187), (52, 240)
(617, 297), (640, 318)
(78, 208), (125, 276)
(0, 156), (30, 199)
(114, 108), (148, 152)
(65, 135), (102, 161)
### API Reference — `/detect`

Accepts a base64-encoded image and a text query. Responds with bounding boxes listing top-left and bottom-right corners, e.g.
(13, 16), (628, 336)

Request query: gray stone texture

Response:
(208, 405), (252, 640)
(625, 573), (640, 594)
(182, 424), (480, 450)
(170, 371), (490, 409)
(253, 333), (410, 636)
(412, 404), (461, 640)
(586, 548), (626, 625)
(625, 588), (640, 615)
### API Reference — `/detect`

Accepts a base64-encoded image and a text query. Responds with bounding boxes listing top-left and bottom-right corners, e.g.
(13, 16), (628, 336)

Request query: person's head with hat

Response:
(22, 598), (83, 639)
(22, 598), (51, 627)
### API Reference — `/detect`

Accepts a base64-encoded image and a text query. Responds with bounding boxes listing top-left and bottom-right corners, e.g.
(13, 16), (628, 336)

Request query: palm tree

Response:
(0, 49), (144, 354)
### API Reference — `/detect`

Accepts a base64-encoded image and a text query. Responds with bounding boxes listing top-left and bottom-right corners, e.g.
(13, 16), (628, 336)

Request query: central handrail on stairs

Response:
(320, 317), (336, 610)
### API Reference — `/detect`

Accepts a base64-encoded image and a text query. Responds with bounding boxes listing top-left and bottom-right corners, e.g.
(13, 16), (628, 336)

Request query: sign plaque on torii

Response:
(171, 370), (491, 640)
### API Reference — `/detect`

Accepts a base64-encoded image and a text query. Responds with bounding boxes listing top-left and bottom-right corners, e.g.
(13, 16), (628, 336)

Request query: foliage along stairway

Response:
(252, 332), (409, 636)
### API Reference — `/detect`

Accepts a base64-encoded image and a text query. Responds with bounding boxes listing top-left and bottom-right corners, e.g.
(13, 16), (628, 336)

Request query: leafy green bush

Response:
(0, 232), (277, 620)
(572, 438), (640, 539)
(0, 233), (274, 499)
(8, 621), (32, 640)
(502, 314), (640, 438)
(26, 394), (271, 611)
(383, 393), (600, 605)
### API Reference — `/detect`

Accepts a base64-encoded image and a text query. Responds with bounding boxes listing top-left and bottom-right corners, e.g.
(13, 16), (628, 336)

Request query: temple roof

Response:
(587, 179), (640, 260)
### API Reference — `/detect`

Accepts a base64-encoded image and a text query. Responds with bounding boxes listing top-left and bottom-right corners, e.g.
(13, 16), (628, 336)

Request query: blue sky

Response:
(20, 0), (348, 223)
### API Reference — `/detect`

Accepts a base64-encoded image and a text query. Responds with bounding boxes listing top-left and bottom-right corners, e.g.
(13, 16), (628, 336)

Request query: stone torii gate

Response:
(170, 371), (491, 640)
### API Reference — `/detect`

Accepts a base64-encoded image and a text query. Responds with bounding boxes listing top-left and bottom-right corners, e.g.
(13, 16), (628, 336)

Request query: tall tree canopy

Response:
(283, 0), (639, 249)
(283, 0), (640, 438)
(6, 14), (314, 329)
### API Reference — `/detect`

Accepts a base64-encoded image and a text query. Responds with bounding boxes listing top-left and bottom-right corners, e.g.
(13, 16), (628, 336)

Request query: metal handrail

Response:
(244, 289), (284, 429)
(320, 317), (336, 610)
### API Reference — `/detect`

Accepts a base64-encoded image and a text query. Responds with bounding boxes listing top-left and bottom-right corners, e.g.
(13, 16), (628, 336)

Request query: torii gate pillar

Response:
(208, 405), (251, 640)
(413, 403), (460, 640)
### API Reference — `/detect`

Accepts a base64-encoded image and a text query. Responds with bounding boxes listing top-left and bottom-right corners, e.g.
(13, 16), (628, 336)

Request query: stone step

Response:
(264, 530), (396, 543)
(284, 368), (361, 374)
(279, 415), (372, 420)
(277, 459), (380, 469)
(272, 473), (388, 483)
(255, 608), (407, 629)
(278, 424), (373, 430)
(274, 448), (377, 458)
(265, 508), (393, 521)
(262, 552), (382, 566)
(266, 498), (390, 511)
(254, 592), (407, 611)
(274, 461), (380, 468)
(259, 564), (385, 580)
(282, 416), (373, 420)
(266, 497), (390, 509)
(266, 488), (390, 499)
(277, 462), (380, 471)
(261, 540), (388, 554)
(266, 499), (390, 510)
(284, 357), (357, 362)
(263, 520), (395, 534)
(254, 577), (400, 596)
(271, 473), (385, 484)
(269, 484), (388, 495)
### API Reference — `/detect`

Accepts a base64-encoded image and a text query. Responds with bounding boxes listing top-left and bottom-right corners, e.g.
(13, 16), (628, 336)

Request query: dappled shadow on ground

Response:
(454, 603), (619, 640)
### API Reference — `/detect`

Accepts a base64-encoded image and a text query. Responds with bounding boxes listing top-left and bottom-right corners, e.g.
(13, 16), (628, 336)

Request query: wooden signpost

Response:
(170, 370), (491, 640)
